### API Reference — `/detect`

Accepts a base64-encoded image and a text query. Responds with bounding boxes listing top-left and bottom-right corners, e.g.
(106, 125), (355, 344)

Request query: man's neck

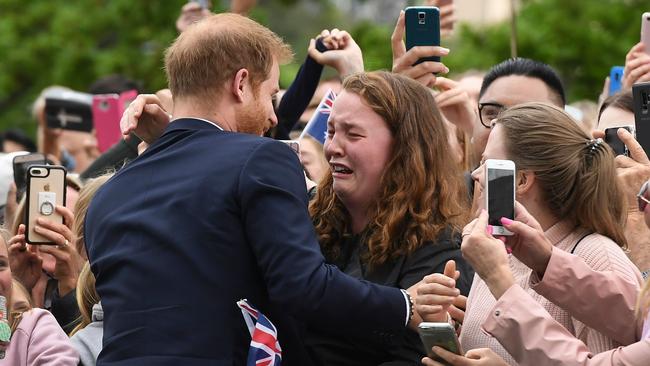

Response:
(172, 98), (237, 132)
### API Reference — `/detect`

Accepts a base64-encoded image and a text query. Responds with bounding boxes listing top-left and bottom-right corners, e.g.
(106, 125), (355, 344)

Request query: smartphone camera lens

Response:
(418, 12), (426, 24)
(32, 169), (41, 175)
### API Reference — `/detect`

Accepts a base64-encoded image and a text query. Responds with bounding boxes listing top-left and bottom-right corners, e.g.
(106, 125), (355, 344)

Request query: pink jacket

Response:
(529, 247), (644, 345)
(1, 308), (78, 366)
(482, 284), (650, 366)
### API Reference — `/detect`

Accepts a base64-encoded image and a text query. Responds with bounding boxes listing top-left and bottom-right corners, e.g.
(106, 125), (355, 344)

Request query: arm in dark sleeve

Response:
(399, 232), (474, 296)
(274, 40), (328, 140)
(50, 286), (81, 334)
(238, 140), (406, 334)
(80, 134), (141, 180)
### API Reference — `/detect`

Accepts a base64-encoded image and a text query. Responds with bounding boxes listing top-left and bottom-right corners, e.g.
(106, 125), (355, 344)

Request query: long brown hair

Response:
(495, 102), (627, 247)
(72, 174), (112, 258)
(310, 71), (469, 266)
(70, 262), (99, 336)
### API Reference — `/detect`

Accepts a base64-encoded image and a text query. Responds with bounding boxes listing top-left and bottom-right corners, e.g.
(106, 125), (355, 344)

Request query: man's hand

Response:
(434, 77), (478, 136)
(415, 260), (460, 322)
(612, 128), (650, 211)
(308, 29), (364, 77)
(120, 94), (171, 144)
(8, 225), (43, 291)
(461, 210), (514, 299)
(391, 11), (449, 88)
(623, 42), (650, 89)
(422, 347), (509, 366)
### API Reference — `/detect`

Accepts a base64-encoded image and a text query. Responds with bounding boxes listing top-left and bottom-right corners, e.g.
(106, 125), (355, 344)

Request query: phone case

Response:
(642, 12), (650, 55)
(604, 126), (634, 156)
(405, 7), (441, 64)
(609, 66), (624, 96)
(44, 90), (94, 132)
(25, 165), (67, 245)
(633, 82), (650, 155)
(485, 159), (515, 236)
(12, 153), (46, 195)
(418, 322), (461, 364)
(93, 94), (123, 153)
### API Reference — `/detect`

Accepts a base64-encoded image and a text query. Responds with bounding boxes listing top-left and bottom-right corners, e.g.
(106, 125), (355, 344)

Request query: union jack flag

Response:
(299, 88), (337, 145)
(237, 299), (282, 366)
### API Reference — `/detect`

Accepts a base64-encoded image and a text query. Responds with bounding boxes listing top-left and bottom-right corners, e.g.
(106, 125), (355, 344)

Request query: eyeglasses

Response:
(637, 180), (650, 212)
(478, 102), (506, 128)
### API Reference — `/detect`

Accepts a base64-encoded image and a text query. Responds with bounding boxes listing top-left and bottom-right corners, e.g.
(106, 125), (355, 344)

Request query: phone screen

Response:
(13, 153), (46, 198)
(604, 127), (630, 156)
(487, 168), (514, 226)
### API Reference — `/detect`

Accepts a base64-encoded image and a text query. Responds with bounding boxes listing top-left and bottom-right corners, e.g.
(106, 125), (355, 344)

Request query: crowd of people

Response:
(1, 1), (650, 365)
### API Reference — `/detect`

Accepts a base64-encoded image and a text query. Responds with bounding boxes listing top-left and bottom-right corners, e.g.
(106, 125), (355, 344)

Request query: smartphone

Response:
(12, 153), (46, 199)
(44, 89), (94, 132)
(642, 12), (650, 55)
(25, 165), (67, 245)
(418, 322), (462, 365)
(609, 66), (625, 96)
(93, 94), (122, 153)
(485, 159), (516, 236)
(633, 81), (650, 155)
(279, 140), (300, 156)
(405, 6), (441, 64)
(604, 126), (635, 156)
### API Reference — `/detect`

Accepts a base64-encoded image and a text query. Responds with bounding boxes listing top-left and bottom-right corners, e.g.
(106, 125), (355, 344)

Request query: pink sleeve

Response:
(530, 247), (642, 345)
(482, 285), (650, 366)
(26, 309), (79, 366)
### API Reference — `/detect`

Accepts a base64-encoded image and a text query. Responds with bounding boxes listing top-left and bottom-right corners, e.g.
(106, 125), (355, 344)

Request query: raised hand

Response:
(308, 29), (364, 77)
(391, 11), (449, 88)
(120, 94), (171, 144)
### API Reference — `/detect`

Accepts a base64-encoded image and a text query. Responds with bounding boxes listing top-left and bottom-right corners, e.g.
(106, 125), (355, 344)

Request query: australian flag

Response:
(237, 299), (282, 366)
(299, 88), (336, 144)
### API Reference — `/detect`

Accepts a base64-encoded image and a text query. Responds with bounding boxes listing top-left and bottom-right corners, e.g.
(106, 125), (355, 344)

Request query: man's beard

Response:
(236, 99), (267, 136)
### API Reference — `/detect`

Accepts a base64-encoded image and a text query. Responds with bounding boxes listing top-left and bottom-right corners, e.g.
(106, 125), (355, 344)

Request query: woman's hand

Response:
(499, 202), (554, 279)
(461, 210), (514, 299)
(423, 347), (509, 366)
(31, 206), (83, 296)
(8, 225), (43, 291)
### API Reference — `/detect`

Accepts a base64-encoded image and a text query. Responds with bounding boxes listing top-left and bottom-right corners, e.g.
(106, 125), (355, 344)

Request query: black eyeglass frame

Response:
(478, 102), (506, 129)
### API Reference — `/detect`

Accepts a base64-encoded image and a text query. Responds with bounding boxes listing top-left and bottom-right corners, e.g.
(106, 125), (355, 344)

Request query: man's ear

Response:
(516, 170), (536, 196)
(231, 68), (249, 103)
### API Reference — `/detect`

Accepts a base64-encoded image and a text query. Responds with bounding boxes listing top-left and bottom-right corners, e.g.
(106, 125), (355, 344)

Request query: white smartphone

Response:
(642, 12), (650, 55)
(485, 159), (516, 236)
(25, 165), (67, 245)
(418, 322), (462, 365)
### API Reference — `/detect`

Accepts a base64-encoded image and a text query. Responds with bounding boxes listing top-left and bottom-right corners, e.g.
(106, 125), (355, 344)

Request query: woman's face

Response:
(471, 124), (510, 209)
(598, 106), (635, 131)
(324, 91), (393, 212)
(0, 238), (13, 300)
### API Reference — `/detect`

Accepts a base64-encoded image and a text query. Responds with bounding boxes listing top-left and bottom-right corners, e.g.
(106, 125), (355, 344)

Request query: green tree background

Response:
(0, 0), (647, 137)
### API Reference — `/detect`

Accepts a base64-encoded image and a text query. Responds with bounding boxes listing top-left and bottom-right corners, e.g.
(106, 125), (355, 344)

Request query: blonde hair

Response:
(495, 103), (627, 248)
(70, 262), (98, 336)
(72, 175), (112, 257)
(164, 13), (292, 103)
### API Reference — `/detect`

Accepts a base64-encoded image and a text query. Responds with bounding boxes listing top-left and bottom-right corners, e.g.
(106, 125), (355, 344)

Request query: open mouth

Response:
(331, 163), (353, 175)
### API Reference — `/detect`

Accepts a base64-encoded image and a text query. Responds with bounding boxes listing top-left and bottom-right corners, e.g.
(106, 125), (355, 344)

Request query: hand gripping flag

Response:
(299, 89), (336, 145)
(237, 299), (282, 366)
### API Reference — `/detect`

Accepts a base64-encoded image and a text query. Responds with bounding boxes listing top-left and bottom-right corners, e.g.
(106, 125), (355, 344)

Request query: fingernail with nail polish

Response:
(500, 217), (514, 225)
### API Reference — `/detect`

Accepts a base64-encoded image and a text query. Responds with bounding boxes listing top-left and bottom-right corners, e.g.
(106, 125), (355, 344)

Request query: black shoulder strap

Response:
(570, 233), (592, 254)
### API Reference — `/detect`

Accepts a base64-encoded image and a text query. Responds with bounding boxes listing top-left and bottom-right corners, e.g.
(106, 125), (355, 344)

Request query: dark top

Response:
(274, 39), (328, 140)
(85, 118), (409, 366)
(305, 228), (474, 366)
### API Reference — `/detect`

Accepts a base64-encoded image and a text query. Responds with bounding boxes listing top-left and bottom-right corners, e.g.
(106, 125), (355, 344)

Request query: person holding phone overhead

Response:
(416, 103), (643, 364)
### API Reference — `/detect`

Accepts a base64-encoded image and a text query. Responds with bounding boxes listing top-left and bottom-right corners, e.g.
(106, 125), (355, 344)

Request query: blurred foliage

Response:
(0, 0), (647, 137)
(443, 0), (648, 102)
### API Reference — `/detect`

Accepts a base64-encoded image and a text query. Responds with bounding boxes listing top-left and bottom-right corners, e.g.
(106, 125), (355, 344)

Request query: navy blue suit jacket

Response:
(85, 119), (408, 366)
